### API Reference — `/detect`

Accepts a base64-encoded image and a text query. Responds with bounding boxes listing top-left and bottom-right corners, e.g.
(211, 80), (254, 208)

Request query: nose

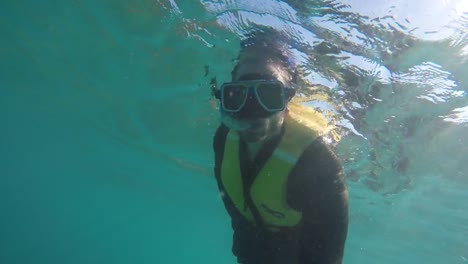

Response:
(235, 94), (270, 118)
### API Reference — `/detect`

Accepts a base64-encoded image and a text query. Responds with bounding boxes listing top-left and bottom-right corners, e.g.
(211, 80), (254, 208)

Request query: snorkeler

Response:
(212, 29), (349, 264)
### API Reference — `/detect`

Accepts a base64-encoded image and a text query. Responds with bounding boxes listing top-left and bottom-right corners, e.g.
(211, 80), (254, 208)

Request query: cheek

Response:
(270, 112), (285, 126)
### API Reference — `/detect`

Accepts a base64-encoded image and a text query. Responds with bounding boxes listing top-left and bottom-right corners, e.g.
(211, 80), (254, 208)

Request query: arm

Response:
(288, 139), (349, 264)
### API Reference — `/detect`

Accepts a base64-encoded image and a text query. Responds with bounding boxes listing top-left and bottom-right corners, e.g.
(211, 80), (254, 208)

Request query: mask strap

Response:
(210, 77), (220, 99)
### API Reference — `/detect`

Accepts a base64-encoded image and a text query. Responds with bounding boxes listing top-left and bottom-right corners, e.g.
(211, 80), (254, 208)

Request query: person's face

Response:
(221, 54), (291, 142)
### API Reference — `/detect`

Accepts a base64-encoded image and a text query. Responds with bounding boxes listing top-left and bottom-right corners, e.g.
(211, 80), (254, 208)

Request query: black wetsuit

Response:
(213, 124), (348, 264)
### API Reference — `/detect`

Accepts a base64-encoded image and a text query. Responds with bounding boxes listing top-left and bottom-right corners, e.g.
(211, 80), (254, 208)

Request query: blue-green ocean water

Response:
(1, 1), (467, 263)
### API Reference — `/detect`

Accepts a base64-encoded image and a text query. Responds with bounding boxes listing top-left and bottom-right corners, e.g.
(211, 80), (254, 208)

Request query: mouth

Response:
(221, 114), (267, 132)
(221, 115), (253, 131)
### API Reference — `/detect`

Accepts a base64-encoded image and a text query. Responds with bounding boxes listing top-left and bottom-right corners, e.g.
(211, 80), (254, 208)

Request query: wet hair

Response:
(231, 27), (297, 84)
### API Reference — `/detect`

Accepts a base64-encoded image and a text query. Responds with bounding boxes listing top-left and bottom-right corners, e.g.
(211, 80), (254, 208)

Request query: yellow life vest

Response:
(220, 113), (321, 231)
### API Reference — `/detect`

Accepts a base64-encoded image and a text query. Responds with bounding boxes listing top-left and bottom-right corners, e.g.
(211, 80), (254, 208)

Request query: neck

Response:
(246, 141), (264, 161)
(245, 127), (283, 161)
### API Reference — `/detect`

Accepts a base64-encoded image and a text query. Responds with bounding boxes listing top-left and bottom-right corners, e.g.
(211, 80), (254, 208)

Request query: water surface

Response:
(1, 0), (467, 263)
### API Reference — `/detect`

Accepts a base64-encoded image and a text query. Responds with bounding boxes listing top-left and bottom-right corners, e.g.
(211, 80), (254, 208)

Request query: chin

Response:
(221, 111), (285, 142)
(221, 114), (251, 131)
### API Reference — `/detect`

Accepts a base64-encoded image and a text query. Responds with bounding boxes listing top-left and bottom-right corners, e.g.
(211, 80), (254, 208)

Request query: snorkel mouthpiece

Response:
(221, 112), (253, 131)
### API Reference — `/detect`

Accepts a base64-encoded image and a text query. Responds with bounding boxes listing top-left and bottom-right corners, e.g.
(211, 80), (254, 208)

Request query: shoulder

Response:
(287, 137), (345, 208)
(213, 124), (229, 145)
(301, 138), (342, 173)
(213, 124), (229, 158)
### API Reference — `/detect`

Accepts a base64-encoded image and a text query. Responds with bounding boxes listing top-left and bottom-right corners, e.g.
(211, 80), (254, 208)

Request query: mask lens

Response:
(256, 83), (285, 111)
(222, 84), (248, 112)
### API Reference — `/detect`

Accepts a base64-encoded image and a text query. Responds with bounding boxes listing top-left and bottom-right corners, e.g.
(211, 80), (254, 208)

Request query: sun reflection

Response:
(443, 106), (468, 124)
(455, 0), (468, 15)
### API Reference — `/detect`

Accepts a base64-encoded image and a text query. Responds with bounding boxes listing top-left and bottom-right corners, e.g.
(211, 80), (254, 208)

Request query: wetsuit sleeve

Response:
(213, 124), (236, 216)
(213, 125), (227, 173)
(288, 138), (349, 264)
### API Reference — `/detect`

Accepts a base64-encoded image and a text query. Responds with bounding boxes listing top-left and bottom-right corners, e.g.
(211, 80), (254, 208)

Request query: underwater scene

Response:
(1, 0), (467, 263)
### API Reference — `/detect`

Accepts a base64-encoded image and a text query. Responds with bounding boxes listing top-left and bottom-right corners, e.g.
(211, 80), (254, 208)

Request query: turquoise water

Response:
(1, 0), (467, 263)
